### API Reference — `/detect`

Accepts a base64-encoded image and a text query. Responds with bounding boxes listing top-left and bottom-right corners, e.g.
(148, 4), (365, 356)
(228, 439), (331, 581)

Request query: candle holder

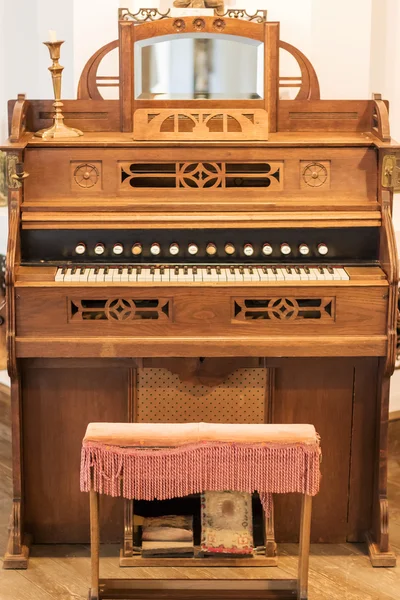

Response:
(35, 41), (83, 139)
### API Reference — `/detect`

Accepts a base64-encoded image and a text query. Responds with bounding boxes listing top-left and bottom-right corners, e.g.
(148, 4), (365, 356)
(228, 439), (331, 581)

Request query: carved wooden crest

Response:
(133, 109), (269, 141)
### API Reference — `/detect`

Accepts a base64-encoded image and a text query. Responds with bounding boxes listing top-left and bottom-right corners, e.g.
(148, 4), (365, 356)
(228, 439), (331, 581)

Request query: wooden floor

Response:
(0, 384), (399, 599)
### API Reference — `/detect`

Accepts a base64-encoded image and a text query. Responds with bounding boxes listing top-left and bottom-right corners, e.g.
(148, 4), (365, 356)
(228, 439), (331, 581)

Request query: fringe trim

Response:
(80, 441), (321, 515)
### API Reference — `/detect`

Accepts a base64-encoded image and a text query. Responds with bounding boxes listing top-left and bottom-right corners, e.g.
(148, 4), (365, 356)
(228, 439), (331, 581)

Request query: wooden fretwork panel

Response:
(233, 297), (335, 322)
(119, 161), (283, 191)
(272, 358), (354, 543)
(69, 298), (171, 322)
(136, 367), (267, 423)
(22, 365), (129, 543)
(133, 109), (269, 141)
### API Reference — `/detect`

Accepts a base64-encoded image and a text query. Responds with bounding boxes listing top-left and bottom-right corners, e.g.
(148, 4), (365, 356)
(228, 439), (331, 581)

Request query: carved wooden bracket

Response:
(10, 95), (31, 143)
(372, 94), (391, 143)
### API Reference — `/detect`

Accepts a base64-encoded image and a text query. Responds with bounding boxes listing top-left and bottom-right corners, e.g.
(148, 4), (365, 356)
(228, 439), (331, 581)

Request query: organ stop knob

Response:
(280, 243), (292, 256)
(244, 244), (254, 257)
(131, 243), (143, 256)
(113, 243), (124, 255)
(224, 243), (236, 256)
(318, 243), (329, 256)
(75, 243), (86, 255)
(188, 243), (199, 255)
(150, 243), (161, 256)
(262, 243), (273, 256)
(299, 244), (310, 256)
(169, 243), (180, 256)
(206, 243), (217, 256)
(94, 243), (105, 256)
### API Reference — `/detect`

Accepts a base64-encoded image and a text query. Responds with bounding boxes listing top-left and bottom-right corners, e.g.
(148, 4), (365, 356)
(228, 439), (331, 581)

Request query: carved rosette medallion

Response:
(302, 162), (328, 188)
(74, 163), (100, 189)
(213, 18), (226, 31)
(193, 17), (206, 30)
(173, 18), (186, 31)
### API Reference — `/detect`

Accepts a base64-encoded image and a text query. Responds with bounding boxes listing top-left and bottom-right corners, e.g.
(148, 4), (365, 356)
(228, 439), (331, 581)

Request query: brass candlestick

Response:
(35, 41), (83, 139)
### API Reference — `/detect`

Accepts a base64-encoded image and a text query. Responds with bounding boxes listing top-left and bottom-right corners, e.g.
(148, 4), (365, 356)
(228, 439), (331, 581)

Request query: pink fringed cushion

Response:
(80, 422), (321, 515)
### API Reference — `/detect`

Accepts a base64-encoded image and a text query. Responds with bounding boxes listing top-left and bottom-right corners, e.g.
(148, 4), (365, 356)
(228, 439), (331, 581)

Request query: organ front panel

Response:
(2, 8), (399, 569)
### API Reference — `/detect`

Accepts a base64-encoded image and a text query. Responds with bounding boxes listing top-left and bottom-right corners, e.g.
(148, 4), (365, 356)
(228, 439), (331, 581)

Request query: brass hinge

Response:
(382, 154), (400, 191)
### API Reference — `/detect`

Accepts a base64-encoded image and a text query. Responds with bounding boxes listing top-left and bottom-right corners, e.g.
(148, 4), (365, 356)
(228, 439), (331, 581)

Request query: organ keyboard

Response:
(55, 265), (351, 283)
(2, 7), (399, 574)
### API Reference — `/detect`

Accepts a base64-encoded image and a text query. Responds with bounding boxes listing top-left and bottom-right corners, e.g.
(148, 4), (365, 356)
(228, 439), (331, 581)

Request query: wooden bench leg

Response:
(298, 494), (312, 600)
(90, 487), (100, 600)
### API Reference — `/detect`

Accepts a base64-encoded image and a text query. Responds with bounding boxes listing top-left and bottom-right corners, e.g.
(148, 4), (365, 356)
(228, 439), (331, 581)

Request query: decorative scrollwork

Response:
(74, 163), (99, 189)
(119, 8), (171, 22)
(302, 162), (328, 188)
(219, 9), (267, 23)
(234, 298), (335, 322)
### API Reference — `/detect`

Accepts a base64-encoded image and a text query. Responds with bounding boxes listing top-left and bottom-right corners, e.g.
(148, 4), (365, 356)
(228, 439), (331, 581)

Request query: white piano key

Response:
(144, 268), (154, 282)
(153, 268), (162, 282)
(332, 268), (345, 281)
(182, 268), (194, 282)
(137, 269), (147, 283)
(234, 268), (244, 282)
(95, 268), (105, 283)
(209, 268), (219, 282)
(323, 267), (336, 281)
(112, 269), (122, 282)
(128, 268), (138, 283)
(275, 268), (286, 281)
(78, 268), (89, 282)
(193, 268), (203, 282)
(105, 268), (114, 282)
(288, 267), (301, 281)
(310, 268), (325, 281)
(88, 268), (97, 282)
(161, 268), (170, 283)
(120, 268), (129, 282)
(242, 268), (252, 282)
(201, 268), (213, 282)
(217, 268), (228, 282)
(337, 267), (350, 281)
(256, 268), (269, 282)
(63, 268), (73, 282)
(266, 268), (277, 282)
(283, 267), (295, 281)
(169, 268), (179, 282)
(55, 268), (65, 282)
(249, 268), (260, 282)
(226, 268), (237, 283)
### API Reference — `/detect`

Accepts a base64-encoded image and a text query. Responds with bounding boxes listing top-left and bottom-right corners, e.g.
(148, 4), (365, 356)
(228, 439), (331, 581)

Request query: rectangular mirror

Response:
(135, 33), (264, 100)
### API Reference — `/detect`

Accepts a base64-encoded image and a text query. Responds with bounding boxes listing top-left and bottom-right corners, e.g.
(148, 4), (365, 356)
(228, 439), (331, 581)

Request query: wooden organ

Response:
(1, 8), (399, 570)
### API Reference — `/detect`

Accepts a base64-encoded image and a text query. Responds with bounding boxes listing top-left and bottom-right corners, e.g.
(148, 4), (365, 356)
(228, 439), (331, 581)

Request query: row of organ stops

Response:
(74, 242), (330, 257)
